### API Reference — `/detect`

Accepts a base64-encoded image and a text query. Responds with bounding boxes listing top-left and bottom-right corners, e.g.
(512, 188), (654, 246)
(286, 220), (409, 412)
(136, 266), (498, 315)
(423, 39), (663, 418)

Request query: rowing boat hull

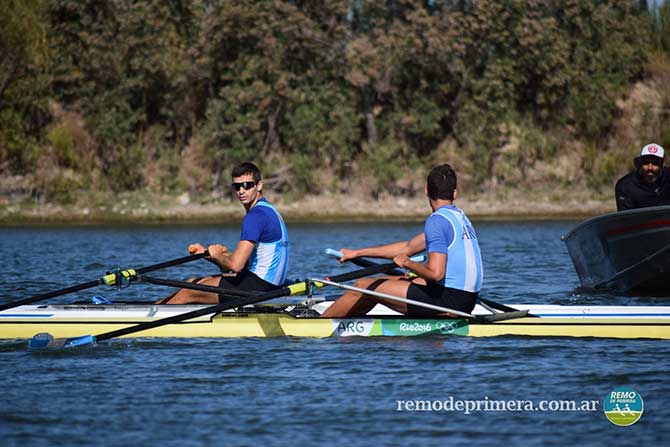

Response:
(562, 205), (670, 293)
(2, 304), (670, 339)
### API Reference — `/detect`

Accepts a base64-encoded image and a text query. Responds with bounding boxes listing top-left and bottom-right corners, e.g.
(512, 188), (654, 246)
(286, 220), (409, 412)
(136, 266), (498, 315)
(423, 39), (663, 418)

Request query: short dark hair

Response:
(427, 164), (457, 200)
(231, 162), (261, 182)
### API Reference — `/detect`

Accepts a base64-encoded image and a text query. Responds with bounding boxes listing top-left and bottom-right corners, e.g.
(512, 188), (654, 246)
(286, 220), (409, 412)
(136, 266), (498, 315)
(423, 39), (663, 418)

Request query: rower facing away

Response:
(322, 164), (483, 318)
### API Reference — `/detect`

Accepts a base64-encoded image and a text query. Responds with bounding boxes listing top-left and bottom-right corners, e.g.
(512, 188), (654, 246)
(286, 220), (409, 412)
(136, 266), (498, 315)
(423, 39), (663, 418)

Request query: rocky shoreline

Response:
(0, 189), (615, 225)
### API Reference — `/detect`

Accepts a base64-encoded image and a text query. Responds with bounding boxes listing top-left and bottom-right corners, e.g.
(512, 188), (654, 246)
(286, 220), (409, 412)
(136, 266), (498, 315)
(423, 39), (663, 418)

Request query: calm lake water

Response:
(1, 221), (668, 446)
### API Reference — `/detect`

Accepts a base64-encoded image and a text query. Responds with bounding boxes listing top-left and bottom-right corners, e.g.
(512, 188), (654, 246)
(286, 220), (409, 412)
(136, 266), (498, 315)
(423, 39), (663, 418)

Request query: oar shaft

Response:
(94, 288), (289, 341)
(325, 248), (399, 272)
(93, 261), (402, 342)
(478, 297), (525, 314)
(324, 249), (426, 275)
(0, 280), (102, 311)
(1, 252), (209, 312)
(326, 262), (401, 283)
(135, 252), (209, 275)
(138, 275), (255, 298)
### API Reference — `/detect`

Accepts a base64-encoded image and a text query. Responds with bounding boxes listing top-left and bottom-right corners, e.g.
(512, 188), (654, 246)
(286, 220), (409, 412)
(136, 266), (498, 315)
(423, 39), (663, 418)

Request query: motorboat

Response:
(562, 205), (670, 293)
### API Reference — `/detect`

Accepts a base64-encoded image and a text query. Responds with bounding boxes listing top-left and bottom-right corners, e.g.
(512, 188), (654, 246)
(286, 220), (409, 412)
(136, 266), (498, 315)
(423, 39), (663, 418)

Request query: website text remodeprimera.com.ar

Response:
(396, 397), (599, 415)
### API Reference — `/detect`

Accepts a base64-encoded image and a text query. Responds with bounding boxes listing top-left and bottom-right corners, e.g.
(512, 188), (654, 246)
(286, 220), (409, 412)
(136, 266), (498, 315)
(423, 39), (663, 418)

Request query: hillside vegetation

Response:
(1, 0), (670, 215)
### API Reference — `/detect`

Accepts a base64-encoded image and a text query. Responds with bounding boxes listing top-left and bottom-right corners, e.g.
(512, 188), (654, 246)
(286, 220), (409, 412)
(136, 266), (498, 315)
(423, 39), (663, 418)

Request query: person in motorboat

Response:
(158, 162), (289, 304)
(321, 164), (483, 318)
(615, 143), (670, 211)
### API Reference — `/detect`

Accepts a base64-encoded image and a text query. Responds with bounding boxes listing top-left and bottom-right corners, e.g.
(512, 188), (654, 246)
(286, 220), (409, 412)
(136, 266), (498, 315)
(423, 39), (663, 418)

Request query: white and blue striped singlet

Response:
(424, 205), (483, 293)
(242, 199), (289, 286)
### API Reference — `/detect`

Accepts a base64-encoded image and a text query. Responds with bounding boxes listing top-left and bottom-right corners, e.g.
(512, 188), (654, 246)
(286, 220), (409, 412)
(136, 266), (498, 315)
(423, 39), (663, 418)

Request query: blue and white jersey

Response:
(240, 199), (289, 285)
(424, 205), (483, 293)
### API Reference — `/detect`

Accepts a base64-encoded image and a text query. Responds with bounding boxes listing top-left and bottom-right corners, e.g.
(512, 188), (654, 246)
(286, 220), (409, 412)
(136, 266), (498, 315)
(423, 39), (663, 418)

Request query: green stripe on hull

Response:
(379, 319), (469, 336)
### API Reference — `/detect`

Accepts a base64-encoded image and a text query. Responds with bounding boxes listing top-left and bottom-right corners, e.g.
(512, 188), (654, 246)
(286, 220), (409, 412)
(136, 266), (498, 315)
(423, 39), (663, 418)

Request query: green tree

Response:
(200, 0), (352, 189)
(0, 0), (50, 173)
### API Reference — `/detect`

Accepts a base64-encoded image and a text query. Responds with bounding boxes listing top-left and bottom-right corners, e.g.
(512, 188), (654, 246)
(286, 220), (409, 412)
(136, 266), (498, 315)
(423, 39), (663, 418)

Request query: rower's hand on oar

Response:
(337, 248), (358, 264)
(207, 244), (228, 261)
(393, 254), (410, 269)
(188, 243), (207, 255)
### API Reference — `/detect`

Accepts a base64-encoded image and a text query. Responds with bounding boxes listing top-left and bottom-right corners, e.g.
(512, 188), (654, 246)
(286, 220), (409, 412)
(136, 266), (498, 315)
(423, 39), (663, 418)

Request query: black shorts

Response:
(406, 283), (478, 317)
(217, 269), (279, 303)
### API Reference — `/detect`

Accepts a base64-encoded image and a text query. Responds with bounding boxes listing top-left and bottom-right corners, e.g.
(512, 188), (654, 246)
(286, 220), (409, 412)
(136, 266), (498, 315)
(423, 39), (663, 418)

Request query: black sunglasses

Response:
(231, 181), (257, 191)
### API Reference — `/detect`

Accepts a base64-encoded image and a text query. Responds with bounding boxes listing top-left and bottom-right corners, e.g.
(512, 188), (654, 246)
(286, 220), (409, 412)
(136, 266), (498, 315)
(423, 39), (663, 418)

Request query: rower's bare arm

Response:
(397, 251), (446, 283)
(340, 233), (426, 261)
(211, 241), (254, 273)
(406, 233), (426, 255)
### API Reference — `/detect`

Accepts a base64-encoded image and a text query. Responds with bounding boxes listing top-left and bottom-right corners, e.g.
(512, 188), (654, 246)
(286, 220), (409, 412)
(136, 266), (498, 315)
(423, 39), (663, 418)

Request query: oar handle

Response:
(324, 248), (344, 258)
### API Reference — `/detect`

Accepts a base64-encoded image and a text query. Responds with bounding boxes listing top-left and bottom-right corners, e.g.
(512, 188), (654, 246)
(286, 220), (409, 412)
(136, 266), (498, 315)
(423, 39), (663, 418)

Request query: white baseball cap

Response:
(640, 143), (665, 159)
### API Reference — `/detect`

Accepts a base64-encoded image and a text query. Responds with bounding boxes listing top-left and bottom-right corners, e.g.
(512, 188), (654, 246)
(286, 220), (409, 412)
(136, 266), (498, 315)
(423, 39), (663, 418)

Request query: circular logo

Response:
(603, 387), (643, 426)
(648, 145), (658, 154)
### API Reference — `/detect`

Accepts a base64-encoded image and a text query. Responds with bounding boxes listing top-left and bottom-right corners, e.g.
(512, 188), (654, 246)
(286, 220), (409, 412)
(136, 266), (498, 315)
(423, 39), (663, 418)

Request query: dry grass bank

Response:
(0, 185), (614, 225)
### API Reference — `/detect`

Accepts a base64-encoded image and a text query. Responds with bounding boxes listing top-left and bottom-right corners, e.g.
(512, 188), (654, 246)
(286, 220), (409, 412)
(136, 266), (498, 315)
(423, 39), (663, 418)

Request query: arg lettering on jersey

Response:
(462, 224), (477, 240)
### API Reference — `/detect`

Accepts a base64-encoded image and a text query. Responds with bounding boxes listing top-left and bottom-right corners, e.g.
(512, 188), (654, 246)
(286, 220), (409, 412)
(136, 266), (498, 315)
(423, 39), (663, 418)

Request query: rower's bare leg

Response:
(321, 277), (411, 318)
(156, 276), (221, 304)
(317, 275), (389, 316)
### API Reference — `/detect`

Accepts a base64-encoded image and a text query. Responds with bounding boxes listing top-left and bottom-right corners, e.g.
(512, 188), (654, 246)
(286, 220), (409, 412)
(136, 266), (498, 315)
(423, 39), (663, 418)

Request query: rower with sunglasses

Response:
(158, 162), (289, 304)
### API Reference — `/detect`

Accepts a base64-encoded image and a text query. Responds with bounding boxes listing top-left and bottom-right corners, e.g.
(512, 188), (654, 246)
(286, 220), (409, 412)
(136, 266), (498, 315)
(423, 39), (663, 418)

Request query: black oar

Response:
(138, 275), (257, 298)
(324, 248), (425, 275)
(29, 260), (401, 350)
(0, 252), (209, 312)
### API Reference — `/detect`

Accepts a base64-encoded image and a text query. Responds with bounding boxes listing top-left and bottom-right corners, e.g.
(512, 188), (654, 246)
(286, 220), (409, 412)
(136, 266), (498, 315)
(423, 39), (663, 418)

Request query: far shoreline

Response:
(0, 191), (615, 226)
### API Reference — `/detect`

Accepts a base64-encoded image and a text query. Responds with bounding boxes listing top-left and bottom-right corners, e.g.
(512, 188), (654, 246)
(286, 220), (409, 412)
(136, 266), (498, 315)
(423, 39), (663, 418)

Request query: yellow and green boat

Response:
(2, 302), (670, 340)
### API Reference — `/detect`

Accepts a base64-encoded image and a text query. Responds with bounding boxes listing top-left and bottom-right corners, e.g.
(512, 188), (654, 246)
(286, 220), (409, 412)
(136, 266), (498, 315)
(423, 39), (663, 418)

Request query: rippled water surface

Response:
(1, 221), (668, 446)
